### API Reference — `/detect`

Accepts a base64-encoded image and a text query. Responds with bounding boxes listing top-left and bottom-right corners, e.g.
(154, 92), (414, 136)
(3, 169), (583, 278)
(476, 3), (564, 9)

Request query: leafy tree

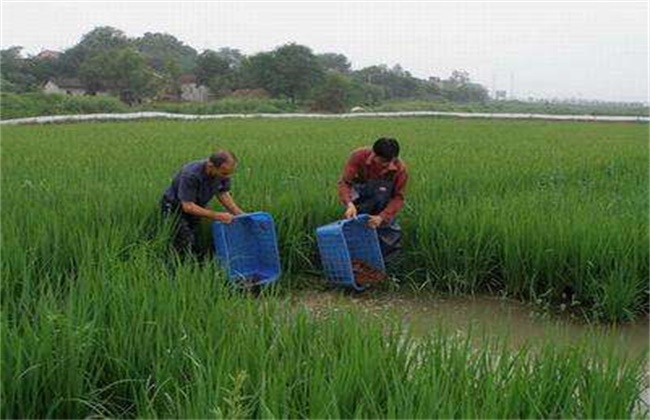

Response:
(59, 26), (129, 77)
(196, 50), (230, 84)
(214, 47), (245, 70)
(133, 32), (197, 74)
(0, 47), (37, 92)
(240, 52), (278, 92)
(243, 43), (325, 101)
(358, 83), (385, 105)
(448, 69), (470, 86)
(0, 25), (495, 106)
(352, 64), (419, 99)
(310, 73), (368, 112)
(78, 51), (113, 93)
(79, 47), (156, 102)
(29, 54), (64, 86)
(195, 49), (242, 97)
(317, 53), (352, 74)
(440, 70), (489, 102)
(270, 43), (325, 102)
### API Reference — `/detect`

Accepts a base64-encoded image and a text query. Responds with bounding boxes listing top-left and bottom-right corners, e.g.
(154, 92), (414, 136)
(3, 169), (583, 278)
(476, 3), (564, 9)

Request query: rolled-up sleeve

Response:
(337, 151), (364, 205)
(217, 177), (231, 194)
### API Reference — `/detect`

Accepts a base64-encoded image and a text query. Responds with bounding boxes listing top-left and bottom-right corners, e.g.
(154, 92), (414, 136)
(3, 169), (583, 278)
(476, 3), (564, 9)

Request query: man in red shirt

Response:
(337, 137), (408, 260)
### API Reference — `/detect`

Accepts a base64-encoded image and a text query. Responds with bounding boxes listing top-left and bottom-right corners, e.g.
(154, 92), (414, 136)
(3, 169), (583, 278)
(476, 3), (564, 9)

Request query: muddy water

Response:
(291, 289), (649, 357)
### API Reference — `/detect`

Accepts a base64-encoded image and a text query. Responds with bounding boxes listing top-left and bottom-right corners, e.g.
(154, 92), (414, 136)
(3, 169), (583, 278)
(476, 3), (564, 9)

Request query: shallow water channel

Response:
(291, 288), (649, 358)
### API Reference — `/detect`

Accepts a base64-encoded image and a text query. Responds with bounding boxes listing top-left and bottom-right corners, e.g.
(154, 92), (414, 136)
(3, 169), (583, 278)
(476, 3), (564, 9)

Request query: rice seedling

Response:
(1, 117), (647, 417)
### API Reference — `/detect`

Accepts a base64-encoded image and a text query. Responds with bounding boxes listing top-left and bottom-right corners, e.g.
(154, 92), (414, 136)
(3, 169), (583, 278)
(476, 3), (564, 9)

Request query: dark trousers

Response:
(352, 179), (403, 262)
(161, 198), (201, 255)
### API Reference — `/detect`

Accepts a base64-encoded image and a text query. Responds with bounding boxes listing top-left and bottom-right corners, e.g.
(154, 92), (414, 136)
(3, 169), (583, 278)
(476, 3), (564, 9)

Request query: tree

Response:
(317, 53), (352, 74)
(112, 48), (158, 102)
(195, 49), (241, 97)
(133, 32), (197, 74)
(240, 52), (278, 92)
(243, 43), (325, 101)
(214, 47), (245, 70)
(79, 47), (156, 102)
(29, 54), (64, 87)
(352, 64), (419, 99)
(0, 47), (38, 92)
(448, 70), (470, 87)
(270, 43), (325, 102)
(310, 73), (360, 113)
(440, 70), (489, 103)
(59, 26), (129, 77)
(196, 50), (230, 84)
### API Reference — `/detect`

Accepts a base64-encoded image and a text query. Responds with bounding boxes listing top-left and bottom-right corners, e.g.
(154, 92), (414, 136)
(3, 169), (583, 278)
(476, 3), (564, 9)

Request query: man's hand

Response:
(367, 215), (383, 229)
(213, 211), (234, 224)
(344, 203), (357, 219)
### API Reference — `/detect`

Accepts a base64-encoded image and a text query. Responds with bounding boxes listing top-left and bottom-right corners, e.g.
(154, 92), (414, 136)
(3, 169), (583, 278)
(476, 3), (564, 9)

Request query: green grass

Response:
(0, 92), (128, 119)
(2, 254), (647, 418)
(2, 117), (648, 417)
(372, 99), (650, 117)
(0, 94), (299, 120)
(3, 117), (646, 319)
(146, 97), (300, 114)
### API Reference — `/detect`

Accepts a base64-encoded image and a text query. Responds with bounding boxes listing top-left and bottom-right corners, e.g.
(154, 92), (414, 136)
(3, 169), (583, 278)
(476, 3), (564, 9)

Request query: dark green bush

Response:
(1, 93), (127, 119)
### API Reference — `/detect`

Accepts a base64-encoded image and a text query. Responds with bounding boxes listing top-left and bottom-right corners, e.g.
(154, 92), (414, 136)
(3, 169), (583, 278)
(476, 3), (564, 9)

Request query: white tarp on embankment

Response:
(1, 110), (648, 125)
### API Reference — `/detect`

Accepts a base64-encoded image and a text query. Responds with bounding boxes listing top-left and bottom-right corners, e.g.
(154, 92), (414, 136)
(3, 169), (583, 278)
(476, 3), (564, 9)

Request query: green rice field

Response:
(2, 117), (648, 418)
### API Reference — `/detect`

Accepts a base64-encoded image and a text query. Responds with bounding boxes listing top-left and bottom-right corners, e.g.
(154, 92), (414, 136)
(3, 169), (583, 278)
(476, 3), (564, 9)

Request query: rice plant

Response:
(2, 117), (648, 417)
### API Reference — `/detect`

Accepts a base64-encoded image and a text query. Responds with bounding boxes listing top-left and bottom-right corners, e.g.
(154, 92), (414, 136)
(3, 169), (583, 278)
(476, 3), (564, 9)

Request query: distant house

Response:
(230, 88), (270, 99)
(494, 90), (508, 100)
(178, 74), (212, 102)
(35, 50), (61, 60)
(428, 76), (443, 87)
(42, 78), (87, 96)
(42, 78), (110, 97)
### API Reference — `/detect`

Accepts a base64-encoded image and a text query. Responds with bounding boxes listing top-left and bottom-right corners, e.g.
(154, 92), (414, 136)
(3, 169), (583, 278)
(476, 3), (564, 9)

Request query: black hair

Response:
(209, 150), (238, 167)
(372, 137), (400, 160)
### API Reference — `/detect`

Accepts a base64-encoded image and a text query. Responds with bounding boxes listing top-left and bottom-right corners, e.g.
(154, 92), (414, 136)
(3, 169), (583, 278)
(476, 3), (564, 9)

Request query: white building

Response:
(42, 79), (87, 96)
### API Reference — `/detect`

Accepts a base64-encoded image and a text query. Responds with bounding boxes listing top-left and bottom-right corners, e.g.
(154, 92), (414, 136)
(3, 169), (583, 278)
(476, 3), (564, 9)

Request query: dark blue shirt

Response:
(163, 159), (231, 207)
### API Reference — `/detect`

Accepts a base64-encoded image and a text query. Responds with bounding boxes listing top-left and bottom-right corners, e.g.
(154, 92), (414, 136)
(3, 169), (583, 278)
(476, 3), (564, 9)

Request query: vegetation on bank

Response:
(372, 99), (650, 117)
(2, 92), (647, 120)
(3, 26), (647, 118)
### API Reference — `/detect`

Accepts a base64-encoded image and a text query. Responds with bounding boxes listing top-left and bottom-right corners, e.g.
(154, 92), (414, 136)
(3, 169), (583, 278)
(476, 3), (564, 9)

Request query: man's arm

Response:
(177, 174), (233, 223)
(216, 191), (244, 216)
(338, 151), (364, 218)
(181, 201), (233, 223)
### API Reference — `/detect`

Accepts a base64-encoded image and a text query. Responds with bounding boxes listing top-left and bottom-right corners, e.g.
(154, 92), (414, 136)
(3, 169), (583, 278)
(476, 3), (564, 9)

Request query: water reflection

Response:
(292, 289), (649, 357)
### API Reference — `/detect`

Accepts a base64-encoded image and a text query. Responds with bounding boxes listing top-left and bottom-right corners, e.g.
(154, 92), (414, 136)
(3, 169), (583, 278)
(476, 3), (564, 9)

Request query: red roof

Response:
(36, 50), (61, 60)
(178, 74), (197, 84)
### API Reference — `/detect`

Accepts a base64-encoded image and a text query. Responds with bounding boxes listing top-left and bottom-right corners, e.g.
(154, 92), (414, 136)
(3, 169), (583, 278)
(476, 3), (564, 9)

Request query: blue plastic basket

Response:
(315, 214), (386, 291)
(212, 212), (281, 286)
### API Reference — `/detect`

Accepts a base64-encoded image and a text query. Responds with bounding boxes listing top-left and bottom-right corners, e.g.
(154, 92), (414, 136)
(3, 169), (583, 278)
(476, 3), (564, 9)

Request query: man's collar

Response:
(365, 151), (374, 166)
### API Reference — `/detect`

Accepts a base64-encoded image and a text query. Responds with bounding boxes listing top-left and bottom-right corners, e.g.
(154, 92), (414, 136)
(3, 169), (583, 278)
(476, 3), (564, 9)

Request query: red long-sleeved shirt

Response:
(337, 147), (408, 222)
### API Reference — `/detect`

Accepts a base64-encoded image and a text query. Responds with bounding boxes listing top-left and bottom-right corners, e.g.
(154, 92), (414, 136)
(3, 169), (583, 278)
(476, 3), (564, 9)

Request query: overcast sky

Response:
(1, 1), (648, 102)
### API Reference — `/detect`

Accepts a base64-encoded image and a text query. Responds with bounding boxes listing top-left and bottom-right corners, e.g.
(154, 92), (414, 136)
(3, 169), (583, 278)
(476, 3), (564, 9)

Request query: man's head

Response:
(206, 149), (238, 178)
(372, 137), (400, 168)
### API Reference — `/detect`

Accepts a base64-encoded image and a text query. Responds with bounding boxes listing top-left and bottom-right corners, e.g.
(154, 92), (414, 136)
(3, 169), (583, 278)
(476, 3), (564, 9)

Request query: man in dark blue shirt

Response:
(161, 149), (244, 254)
